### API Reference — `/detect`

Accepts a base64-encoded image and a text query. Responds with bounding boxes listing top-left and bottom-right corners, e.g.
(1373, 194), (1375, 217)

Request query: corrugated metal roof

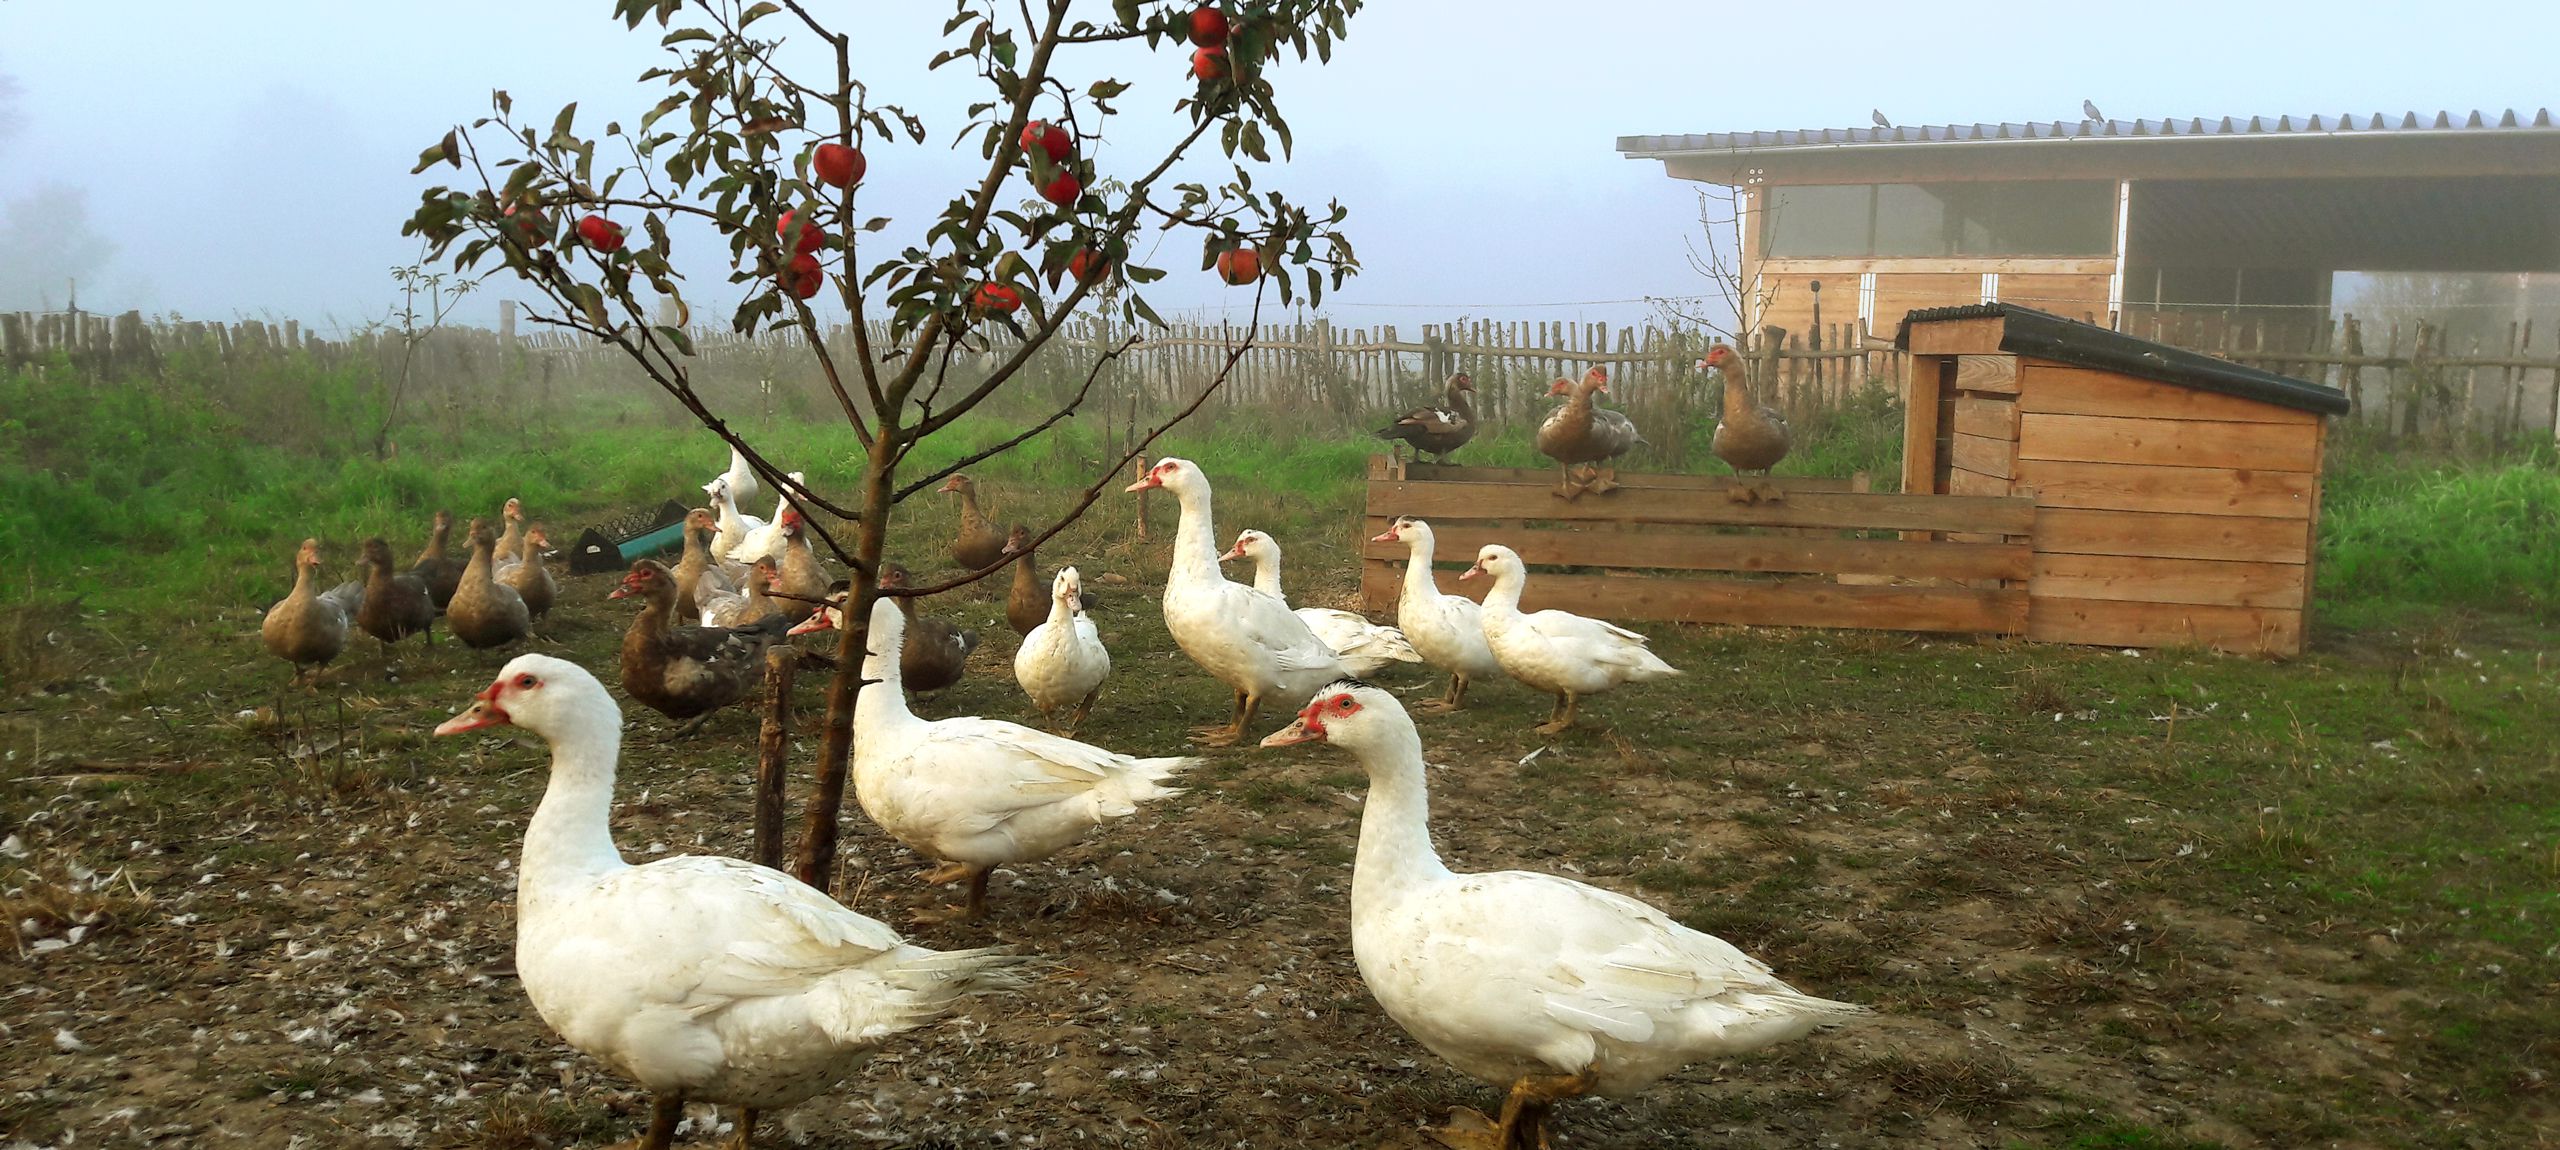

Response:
(1892, 304), (2351, 416)
(1618, 109), (2559, 158)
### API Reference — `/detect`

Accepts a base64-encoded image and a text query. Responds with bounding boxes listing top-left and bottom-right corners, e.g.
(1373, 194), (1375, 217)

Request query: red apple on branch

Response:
(1021, 121), (1072, 164)
(810, 142), (865, 188)
(783, 254), (824, 299)
(778, 209), (824, 257)
(973, 283), (1023, 313)
(1188, 6), (1230, 48)
(576, 215), (625, 253)
(1216, 247), (1262, 286)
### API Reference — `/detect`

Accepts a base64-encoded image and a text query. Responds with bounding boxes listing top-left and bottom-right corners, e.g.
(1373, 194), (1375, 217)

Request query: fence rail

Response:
(10, 302), (2556, 445)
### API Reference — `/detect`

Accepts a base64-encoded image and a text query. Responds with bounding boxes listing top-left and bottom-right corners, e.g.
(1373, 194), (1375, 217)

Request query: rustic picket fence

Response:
(2128, 309), (2560, 443)
(15, 301), (2556, 445)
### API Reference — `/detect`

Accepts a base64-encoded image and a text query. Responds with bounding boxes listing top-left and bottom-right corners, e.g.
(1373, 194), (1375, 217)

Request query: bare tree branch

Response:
(893, 331), (1139, 502)
(891, 291), (1266, 599)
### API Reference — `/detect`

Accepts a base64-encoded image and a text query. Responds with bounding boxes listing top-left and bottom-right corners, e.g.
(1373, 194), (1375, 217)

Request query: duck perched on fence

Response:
(1373, 371), (1477, 464)
(1705, 341), (1792, 477)
(1535, 367), (1642, 500)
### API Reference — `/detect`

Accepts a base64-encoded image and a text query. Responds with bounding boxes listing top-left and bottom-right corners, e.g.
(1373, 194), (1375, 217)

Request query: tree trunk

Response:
(791, 429), (896, 892)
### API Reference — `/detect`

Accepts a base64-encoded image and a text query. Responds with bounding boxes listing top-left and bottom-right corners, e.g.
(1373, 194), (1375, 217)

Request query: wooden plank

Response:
(1950, 432), (2015, 480)
(2300, 420), (2326, 638)
(2013, 458), (2313, 519)
(1902, 356), (1945, 496)
(2017, 412), (2321, 471)
(1367, 479), (2036, 535)
(1398, 461), (1863, 493)
(1362, 561), (2026, 634)
(2027, 597), (2302, 656)
(2034, 507), (2312, 564)
(1905, 315), (2006, 355)
(1952, 395), (2017, 440)
(1357, 518), (2032, 582)
(1953, 355), (2019, 394)
(2017, 364), (2322, 425)
(1946, 467), (2009, 497)
(2031, 553), (2306, 609)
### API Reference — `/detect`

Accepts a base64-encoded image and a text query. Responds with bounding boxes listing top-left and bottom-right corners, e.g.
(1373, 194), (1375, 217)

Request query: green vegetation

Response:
(2319, 432), (2560, 624)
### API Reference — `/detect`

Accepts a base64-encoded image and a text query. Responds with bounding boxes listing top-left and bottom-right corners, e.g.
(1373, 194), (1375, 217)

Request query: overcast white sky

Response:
(2, 1), (2555, 335)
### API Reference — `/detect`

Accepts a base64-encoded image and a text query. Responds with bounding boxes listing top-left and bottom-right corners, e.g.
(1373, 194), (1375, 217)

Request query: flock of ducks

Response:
(259, 501), (558, 681)
(261, 413), (1853, 1148)
(1375, 349), (1794, 499)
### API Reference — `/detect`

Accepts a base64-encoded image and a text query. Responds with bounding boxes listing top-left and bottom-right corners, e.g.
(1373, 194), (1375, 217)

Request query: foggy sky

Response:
(2, 1), (2556, 336)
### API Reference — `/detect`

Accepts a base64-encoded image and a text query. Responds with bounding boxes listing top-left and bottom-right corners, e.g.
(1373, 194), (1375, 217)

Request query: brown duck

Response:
(1704, 343), (1792, 475)
(1003, 525), (1095, 636)
(1535, 366), (1643, 499)
(406, 510), (466, 609)
(492, 497), (528, 567)
(670, 508), (733, 614)
(938, 474), (1012, 571)
(699, 556), (783, 629)
(611, 559), (788, 733)
(448, 518), (531, 649)
(772, 509), (831, 625)
(355, 537), (436, 651)
(1373, 372), (1477, 464)
(261, 538), (358, 683)
(500, 524), (558, 620)
(878, 562), (979, 694)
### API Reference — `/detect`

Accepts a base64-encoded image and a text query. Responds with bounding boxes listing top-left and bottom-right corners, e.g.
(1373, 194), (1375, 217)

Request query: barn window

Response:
(1765, 181), (2116, 258)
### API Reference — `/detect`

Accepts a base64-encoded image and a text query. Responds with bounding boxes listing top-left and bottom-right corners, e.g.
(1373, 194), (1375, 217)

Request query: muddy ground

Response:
(3, 551), (2552, 1149)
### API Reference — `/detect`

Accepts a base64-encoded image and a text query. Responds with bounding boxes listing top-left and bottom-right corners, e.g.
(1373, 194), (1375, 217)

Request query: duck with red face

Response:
(1262, 680), (1868, 1150)
(431, 654), (1025, 1150)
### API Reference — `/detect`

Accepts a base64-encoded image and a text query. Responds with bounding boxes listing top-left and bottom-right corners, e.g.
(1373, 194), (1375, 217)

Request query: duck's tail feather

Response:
(809, 945), (1035, 1044)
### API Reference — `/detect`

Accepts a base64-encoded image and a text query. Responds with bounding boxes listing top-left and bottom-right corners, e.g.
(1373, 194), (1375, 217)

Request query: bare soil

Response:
(3, 557), (2553, 1149)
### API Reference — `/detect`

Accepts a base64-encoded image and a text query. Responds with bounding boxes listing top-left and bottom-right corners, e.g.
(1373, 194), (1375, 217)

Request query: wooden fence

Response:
(15, 300), (2558, 444)
(1358, 457), (2036, 634)
(2128, 309), (2560, 442)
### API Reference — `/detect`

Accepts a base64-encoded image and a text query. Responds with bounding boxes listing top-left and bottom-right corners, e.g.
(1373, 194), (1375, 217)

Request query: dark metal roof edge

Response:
(1891, 304), (2351, 416)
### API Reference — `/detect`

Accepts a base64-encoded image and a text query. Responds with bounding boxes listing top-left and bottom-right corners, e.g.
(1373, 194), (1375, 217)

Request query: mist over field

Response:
(4, 2), (2557, 333)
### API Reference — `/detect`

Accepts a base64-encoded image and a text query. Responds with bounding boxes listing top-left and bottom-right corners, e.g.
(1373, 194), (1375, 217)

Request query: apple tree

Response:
(402, 0), (1361, 889)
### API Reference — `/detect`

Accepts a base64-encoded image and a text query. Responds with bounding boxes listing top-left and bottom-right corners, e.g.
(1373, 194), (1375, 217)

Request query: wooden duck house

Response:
(1897, 303), (2349, 656)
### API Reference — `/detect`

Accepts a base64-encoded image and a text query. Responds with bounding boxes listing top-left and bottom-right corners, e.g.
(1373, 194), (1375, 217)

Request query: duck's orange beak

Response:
(1368, 527), (1399, 543)
(1260, 705), (1326, 748)
(433, 682), (511, 735)
(1459, 562), (1484, 581)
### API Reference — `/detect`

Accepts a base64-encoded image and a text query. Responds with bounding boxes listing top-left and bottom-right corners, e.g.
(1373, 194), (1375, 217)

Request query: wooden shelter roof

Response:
(1893, 304), (2351, 416)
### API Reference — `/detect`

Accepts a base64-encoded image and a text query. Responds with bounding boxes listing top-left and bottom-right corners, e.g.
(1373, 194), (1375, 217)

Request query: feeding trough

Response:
(567, 499), (695, 576)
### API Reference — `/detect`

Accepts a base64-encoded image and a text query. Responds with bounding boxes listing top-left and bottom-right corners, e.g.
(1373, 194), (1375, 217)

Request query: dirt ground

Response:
(3, 552), (2553, 1149)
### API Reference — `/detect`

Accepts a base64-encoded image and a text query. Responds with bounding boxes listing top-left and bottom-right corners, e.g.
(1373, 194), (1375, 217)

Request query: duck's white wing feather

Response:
(1410, 869), (1811, 1042)
(575, 855), (907, 1009)
(1214, 582), (1344, 670)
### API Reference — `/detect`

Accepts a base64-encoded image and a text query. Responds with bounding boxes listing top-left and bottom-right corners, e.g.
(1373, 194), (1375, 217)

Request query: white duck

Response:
(1463, 544), (1680, 734)
(708, 478), (767, 563)
(854, 596), (1193, 921)
(1370, 517), (1503, 713)
(1262, 682), (1868, 1150)
(1220, 528), (1423, 679)
(1014, 565), (1111, 734)
(431, 654), (1021, 1150)
(1123, 458), (1351, 747)
(705, 442), (764, 514)
(726, 470), (806, 565)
